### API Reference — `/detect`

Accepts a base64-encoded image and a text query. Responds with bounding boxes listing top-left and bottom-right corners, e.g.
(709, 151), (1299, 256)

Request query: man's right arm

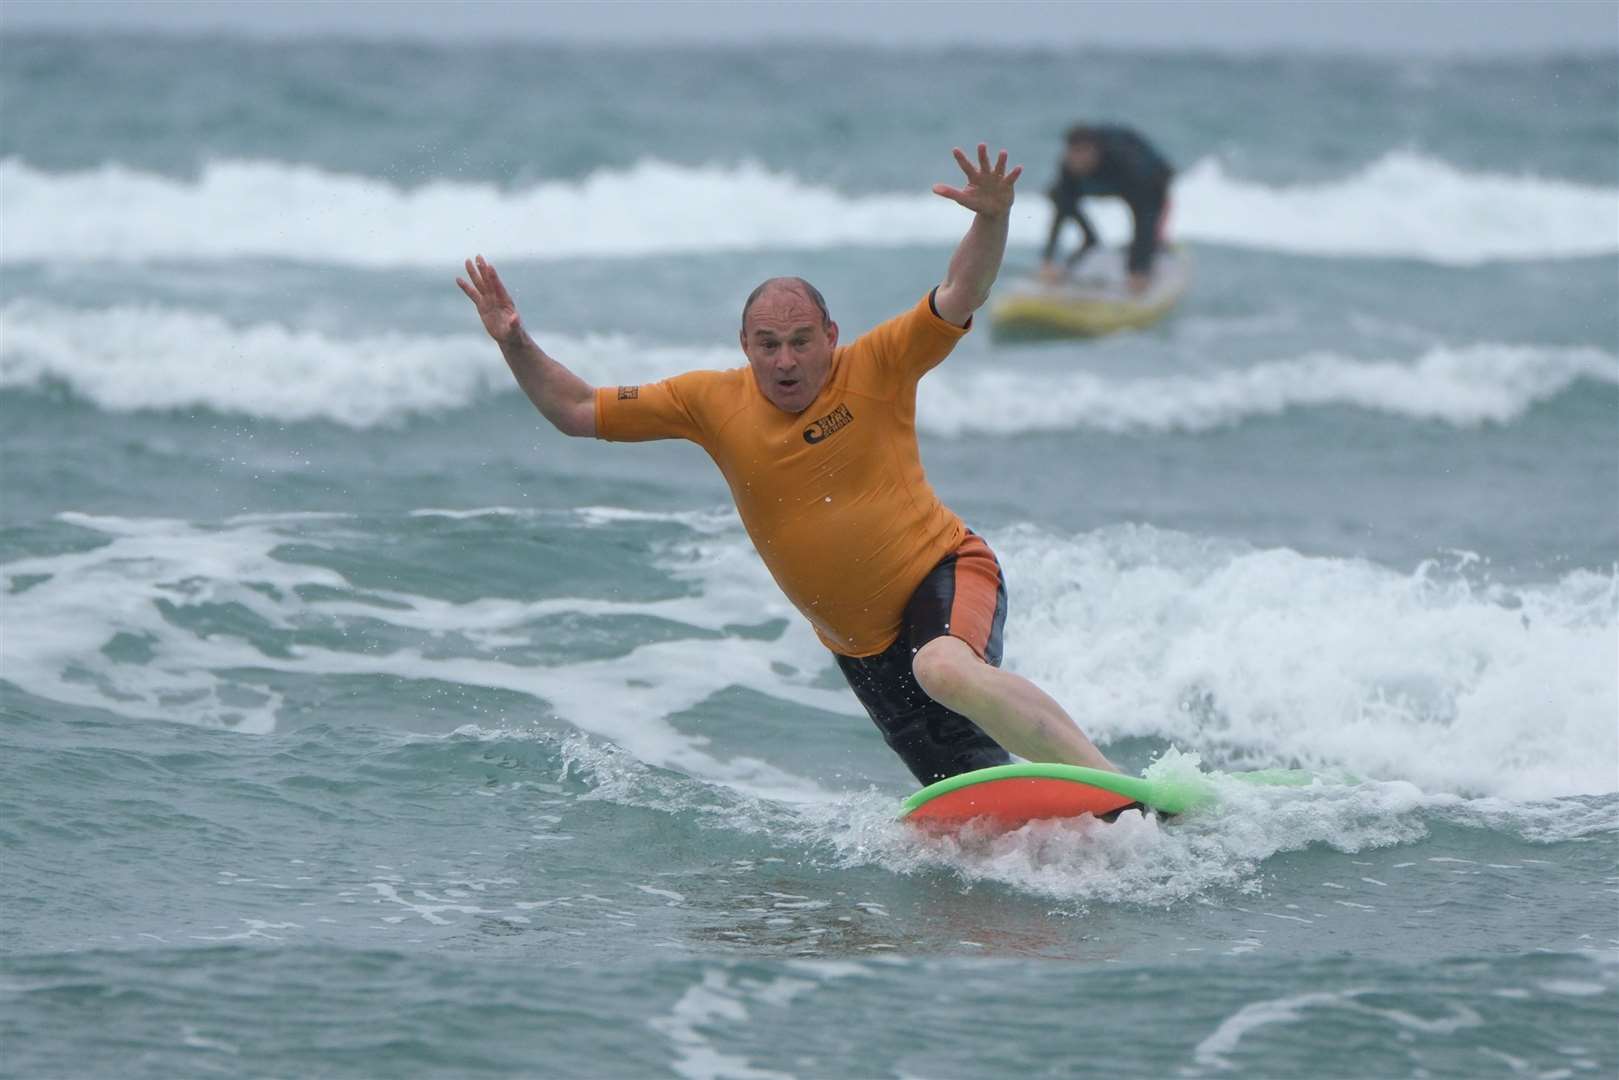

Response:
(1042, 205), (1067, 262)
(1068, 206), (1100, 263)
(457, 256), (596, 437)
(1043, 175), (1095, 277)
(1042, 174), (1075, 261)
(496, 326), (597, 438)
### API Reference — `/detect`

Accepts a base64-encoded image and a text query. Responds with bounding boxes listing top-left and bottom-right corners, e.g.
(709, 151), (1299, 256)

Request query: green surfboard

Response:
(900, 762), (1317, 829)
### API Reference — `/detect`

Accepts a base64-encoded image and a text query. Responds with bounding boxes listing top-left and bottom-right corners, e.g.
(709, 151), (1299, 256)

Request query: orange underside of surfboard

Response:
(904, 776), (1139, 829)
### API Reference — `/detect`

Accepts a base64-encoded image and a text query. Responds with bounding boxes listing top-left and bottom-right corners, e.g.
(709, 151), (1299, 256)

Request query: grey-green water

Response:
(2, 31), (1616, 1079)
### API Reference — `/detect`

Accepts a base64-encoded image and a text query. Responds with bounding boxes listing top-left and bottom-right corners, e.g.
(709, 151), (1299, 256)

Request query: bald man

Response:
(458, 145), (1116, 785)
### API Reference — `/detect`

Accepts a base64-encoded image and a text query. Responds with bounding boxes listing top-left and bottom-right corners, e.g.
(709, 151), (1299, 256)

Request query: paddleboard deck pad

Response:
(899, 762), (1206, 830)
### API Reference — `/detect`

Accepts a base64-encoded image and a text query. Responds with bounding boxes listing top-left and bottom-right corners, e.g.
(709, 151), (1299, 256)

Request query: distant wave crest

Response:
(0, 300), (718, 427)
(3, 150), (1615, 265)
(3, 300), (1613, 431)
(918, 343), (1619, 434)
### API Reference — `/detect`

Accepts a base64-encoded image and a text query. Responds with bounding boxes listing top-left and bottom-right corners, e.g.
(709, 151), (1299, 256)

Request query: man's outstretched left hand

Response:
(932, 143), (1022, 219)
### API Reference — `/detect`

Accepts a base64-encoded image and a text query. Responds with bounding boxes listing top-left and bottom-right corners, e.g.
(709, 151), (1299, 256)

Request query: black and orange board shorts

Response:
(835, 532), (1014, 784)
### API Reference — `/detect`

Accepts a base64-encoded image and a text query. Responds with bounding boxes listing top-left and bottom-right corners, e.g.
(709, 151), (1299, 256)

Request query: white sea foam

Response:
(3, 150), (1614, 266)
(802, 763), (1444, 907)
(1191, 987), (1486, 1073)
(5, 299), (1611, 432)
(649, 968), (793, 1080)
(989, 524), (1619, 800)
(6, 507), (1614, 908)
(804, 750), (1619, 908)
(918, 342), (1619, 434)
(0, 510), (839, 801)
(0, 300), (506, 427)
(1175, 151), (1619, 263)
(5, 511), (1611, 807)
(0, 299), (720, 428)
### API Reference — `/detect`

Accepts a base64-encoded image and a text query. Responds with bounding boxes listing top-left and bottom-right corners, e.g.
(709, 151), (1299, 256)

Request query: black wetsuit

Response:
(1043, 126), (1175, 276)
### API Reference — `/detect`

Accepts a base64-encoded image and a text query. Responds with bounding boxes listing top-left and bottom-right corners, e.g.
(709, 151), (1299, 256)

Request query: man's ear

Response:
(825, 321), (839, 349)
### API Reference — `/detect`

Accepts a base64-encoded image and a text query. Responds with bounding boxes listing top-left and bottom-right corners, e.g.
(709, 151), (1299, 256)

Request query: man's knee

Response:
(912, 635), (984, 708)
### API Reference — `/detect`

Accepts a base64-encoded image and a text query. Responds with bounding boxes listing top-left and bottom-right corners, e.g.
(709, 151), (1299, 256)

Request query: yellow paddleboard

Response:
(992, 248), (1192, 341)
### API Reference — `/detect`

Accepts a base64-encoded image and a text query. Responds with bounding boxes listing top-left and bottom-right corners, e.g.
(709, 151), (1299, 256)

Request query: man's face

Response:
(740, 287), (838, 414)
(1064, 141), (1100, 175)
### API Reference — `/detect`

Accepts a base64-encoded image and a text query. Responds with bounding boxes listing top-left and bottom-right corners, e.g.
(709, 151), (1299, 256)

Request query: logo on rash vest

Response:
(617, 386), (640, 400)
(803, 402), (854, 444)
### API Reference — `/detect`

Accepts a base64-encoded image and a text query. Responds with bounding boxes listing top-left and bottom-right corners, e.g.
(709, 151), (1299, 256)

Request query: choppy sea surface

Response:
(2, 33), (1616, 1079)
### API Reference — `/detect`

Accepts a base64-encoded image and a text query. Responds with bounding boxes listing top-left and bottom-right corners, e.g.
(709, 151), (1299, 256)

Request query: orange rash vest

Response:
(593, 294), (969, 657)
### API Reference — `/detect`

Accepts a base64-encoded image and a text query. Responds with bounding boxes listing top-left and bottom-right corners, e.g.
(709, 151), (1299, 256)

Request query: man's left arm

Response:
(931, 144), (1022, 328)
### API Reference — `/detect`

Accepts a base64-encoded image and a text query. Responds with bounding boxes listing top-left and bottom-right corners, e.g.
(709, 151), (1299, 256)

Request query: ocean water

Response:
(2, 31), (1617, 1079)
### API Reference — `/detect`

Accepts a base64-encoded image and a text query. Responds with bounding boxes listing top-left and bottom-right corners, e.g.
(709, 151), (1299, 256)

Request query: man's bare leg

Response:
(911, 636), (1118, 772)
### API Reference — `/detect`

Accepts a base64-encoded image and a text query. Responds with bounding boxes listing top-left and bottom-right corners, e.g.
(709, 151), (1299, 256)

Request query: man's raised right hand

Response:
(457, 255), (523, 345)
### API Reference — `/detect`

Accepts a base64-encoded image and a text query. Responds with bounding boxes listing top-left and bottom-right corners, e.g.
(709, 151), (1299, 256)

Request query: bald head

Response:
(737, 276), (839, 414)
(740, 277), (830, 334)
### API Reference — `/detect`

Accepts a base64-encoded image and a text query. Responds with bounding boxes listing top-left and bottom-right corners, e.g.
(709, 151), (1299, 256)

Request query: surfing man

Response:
(457, 144), (1116, 786)
(1040, 124), (1175, 294)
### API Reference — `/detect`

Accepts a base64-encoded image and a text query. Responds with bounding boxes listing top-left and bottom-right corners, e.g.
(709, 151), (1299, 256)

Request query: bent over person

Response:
(1041, 124), (1175, 294)
(457, 145), (1116, 785)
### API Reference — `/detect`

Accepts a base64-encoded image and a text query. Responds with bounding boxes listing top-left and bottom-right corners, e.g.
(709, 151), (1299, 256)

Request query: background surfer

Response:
(458, 144), (1117, 785)
(1040, 124), (1176, 293)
